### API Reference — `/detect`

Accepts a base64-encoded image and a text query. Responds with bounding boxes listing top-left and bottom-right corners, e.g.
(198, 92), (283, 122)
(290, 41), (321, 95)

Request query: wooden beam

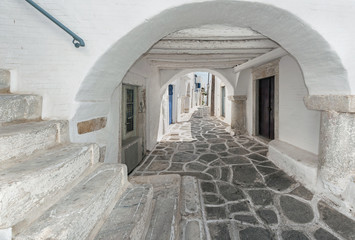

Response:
(153, 39), (278, 50)
(150, 60), (246, 69)
(148, 48), (274, 55)
(146, 53), (259, 62)
(164, 25), (266, 41)
(233, 48), (288, 72)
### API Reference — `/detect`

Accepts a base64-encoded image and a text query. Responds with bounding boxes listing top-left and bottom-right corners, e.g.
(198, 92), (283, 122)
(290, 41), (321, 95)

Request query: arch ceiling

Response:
(147, 25), (279, 69)
(76, 1), (349, 103)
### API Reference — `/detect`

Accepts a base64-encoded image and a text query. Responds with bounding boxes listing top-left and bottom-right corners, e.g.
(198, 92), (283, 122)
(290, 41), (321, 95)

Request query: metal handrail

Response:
(25, 0), (85, 48)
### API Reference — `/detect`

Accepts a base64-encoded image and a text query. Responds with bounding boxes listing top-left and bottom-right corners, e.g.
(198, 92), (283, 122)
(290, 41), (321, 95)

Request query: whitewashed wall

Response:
(243, 56), (320, 154)
(69, 57), (153, 162)
(241, 69), (253, 135)
(278, 56), (320, 154)
(214, 76), (232, 125)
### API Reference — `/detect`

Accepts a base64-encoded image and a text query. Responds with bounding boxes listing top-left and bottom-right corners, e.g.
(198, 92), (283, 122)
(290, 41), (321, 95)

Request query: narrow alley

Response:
(132, 108), (352, 240)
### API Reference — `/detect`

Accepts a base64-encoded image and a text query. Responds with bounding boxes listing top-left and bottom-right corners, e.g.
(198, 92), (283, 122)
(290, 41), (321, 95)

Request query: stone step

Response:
(0, 94), (42, 124)
(15, 163), (129, 240)
(268, 140), (318, 192)
(0, 70), (10, 93)
(0, 143), (99, 230)
(179, 176), (206, 240)
(130, 174), (182, 240)
(0, 84), (9, 93)
(0, 120), (69, 162)
(94, 184), (154, 240)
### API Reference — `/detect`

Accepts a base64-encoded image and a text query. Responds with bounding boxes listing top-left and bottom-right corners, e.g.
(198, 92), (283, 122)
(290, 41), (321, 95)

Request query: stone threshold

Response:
(268, 140), (318, 192)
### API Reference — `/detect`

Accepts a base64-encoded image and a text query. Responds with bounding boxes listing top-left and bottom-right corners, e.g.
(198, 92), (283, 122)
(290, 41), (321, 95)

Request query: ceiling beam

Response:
(233, 48), (288, 73)
(146, 54), (255, 62)
(164, 26), (266, 41)
(163, 36), (267, 41)
(150, 60), (246, 69)
(152, 39), (278, 50)
(148, 48), (274, 55)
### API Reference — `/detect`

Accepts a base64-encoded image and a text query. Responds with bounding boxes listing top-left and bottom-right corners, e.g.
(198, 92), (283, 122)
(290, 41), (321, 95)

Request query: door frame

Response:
(168, 84), (174, 124)
(256, 76), (275, 140)
(252, 59), (280, 140)
(122, 84), (138, 140)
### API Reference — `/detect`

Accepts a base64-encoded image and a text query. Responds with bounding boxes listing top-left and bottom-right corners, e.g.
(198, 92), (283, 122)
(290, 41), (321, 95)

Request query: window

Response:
(126, 88), (134, 132)
(122, 84), (138, 140)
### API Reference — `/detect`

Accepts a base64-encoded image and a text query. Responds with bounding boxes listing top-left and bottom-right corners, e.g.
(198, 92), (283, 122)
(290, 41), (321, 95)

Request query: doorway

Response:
(210, 75), (215, 116)
(257, 76), (275, 140)
(169, 84), (173, 124)
(221, 86), (226, 117)
(121, 84), (143, 173)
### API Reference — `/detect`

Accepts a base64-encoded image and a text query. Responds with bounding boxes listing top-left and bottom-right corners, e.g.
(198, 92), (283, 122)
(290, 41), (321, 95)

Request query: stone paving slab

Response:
(94, 184), (154, 240)
(132, 109), (355, 240)
(179, 176), (207, 240)
(130, 174), (182, 240)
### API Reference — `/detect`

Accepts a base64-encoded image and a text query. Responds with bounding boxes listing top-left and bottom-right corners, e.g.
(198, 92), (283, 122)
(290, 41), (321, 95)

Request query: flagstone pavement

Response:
(131, 108), (355, 240)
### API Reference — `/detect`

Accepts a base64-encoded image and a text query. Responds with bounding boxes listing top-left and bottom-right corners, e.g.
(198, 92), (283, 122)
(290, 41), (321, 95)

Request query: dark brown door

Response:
(258, 76), (275, 140)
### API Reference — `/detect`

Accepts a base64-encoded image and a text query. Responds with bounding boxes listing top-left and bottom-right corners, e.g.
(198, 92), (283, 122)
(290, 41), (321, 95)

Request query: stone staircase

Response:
(0, 76), (199, 240)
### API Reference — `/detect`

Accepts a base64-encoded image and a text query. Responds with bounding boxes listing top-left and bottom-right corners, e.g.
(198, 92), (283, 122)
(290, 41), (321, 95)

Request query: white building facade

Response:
(1, 0), (355, 238)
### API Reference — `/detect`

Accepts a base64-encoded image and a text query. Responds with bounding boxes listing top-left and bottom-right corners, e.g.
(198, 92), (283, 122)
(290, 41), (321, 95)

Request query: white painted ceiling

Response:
(146, 25), (280, 69)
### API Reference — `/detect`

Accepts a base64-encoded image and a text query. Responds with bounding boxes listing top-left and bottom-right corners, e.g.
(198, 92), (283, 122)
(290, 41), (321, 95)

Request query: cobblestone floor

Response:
(132, 108), (355, 240)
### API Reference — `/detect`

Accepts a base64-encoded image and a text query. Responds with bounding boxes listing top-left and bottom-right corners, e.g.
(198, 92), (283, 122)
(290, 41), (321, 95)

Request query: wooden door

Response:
(258, 76), (275, 140)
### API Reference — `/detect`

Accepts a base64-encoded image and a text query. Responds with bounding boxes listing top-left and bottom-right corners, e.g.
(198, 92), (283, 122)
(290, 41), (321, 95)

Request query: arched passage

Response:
(71, 1), (350, 154)
(160, 68), (235, 97)
(69, 2), (354, 207)
(155, 69), (235, 140)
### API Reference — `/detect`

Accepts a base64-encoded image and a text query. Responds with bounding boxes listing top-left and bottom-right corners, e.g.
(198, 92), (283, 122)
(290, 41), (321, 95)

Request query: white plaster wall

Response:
(214, 77), (232, 125)
(279, 55), (320, 154)
(177, 75), (194, 121)
(146, 68), (161, 150)
(235, 69), (251, 96)
(69, 57), (153, 162)
(242, 69), (254, 135)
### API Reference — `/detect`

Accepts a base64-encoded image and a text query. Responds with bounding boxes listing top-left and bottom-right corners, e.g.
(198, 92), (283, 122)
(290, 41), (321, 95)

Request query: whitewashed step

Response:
(0, 84), (9, 93)
(0, 143), (99, 230)
(0, 94), (42, 124)
(268, 140), (318, 191)
(130, 174), (182, 240)
(0, 70), (10, 93)
(15, 164), (129, 240)
(95, 184), (154, 240)
(0, 120), (69, 162)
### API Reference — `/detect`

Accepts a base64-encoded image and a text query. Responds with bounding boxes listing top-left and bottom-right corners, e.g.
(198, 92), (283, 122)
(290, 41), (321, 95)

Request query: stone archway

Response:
(155, 69), (235, 141)
(71, 1), (354, 208)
